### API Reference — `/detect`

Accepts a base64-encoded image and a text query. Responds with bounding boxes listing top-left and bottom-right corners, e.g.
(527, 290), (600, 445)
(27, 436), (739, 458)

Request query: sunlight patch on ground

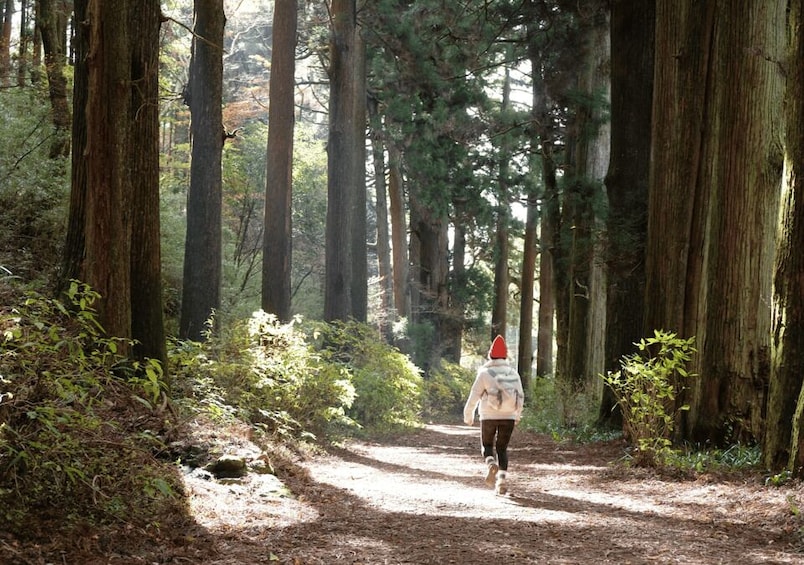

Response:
(543, 486), (685, 516)
(526, 462), (610, 473)
(306, 459), (582, 523)
(184, 472), (320, 531)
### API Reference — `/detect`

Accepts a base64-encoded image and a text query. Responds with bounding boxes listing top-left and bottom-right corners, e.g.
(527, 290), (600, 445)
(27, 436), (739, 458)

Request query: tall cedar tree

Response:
(558, 2), (609, 398)
(769, 0), (804, 473)
(39, 0), (71, 158)
(62, 0), (165, 364)
(262, 0), (297, 322)
(129, 0), (166, 366)
(0, 0), (11, 86)
(646, 1), (784, 444)
(83, 0), (132, 342)
(691, 2), (783, 444)
(324, 0), (367, 322)
(180, 0), (225, 340)
(60, 0), (88, 291)
(490, 69), (512, 342)
(599, 0), (654, 428)
(368, 97), (395, 341)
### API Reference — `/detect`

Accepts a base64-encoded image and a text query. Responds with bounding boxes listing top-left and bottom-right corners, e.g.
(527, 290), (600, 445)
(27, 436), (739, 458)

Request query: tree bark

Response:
(59, 0), (88, 293)
(180, 0), (225, 340)
(560, 3), (609, 402)
(39, 0), (71, 158)
(369, 98), (394, 341)
(388, 145), (409, 322)
(83, 0), (132, 341)
(690, 2), (784, 444)
(768, 0), (804, 472)
(1, 0), (12, 86)
(647, 1), (784, 445)
(128, 0), (166, 366)
(490, 69), (511, 342)
(599, 0), (654, 428)
(537, 139), (558, 379)
(262, 0), (297, 322)
(325, 0), (366, 322)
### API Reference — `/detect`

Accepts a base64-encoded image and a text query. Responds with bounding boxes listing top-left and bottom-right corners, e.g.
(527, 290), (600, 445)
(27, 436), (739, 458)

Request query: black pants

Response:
(480, 419), (515, 471)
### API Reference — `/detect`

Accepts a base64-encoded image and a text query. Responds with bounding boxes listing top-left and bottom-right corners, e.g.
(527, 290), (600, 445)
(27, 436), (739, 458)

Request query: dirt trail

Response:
(184, 424), (804, 565)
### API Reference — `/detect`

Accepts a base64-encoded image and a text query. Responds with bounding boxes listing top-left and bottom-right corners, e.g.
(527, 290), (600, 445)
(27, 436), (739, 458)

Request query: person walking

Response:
(463, 334), (525, 495)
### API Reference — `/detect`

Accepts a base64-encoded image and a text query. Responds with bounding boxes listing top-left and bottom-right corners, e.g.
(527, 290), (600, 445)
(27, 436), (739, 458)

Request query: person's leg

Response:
(494, 420), (515, 495)
(480, 420), (496, 460)
(480, 420), (499, 485)
(494, 420), (516, 470)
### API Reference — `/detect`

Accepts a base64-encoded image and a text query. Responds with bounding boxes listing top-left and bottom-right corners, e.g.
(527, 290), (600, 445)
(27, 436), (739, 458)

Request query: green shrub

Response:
(601, 330), (696, 466)
(421, 360), (474, 419)
(311, 321), (423, 434)
(169, 311), (357, 440)
(0, 88), (70, 285)
(0, 282), (185, 537)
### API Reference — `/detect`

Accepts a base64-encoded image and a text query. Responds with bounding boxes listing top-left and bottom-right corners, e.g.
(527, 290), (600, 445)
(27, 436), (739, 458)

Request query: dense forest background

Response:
(3, 0), (804, 547)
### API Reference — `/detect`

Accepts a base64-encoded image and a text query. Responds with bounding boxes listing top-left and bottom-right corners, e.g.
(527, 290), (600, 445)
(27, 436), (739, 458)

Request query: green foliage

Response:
(169, 311), (357, 440)
(421, 360), (474, 419)
(601, 330), (697, 466)
(519, 376), (618, 443)
(311, 321), (424, 434)
(0, 282), (185, 537)
(0, 87), (70, 284)
(664, 443), (761, 474)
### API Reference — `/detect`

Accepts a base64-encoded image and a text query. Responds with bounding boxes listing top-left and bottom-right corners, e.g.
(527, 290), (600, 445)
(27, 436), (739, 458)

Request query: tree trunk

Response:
(83, 0), (132, 341)
(644, 1), (714, 439)
(262, 0), (297, 322)
(59, 0), (88, 293)
(1, 0), (12, 86)
(561, 4), (609, 401)
(537, 138), (557, 379)
(445, 202), (466, 363)
(39, 0), (71, 158)
(369, 98), (394, 341)
(325, 0), (367, 323)
(408, 180), (449, 371)
(16, 0), (29, 86)
(767, 0), (804, 472)
(128, 0), (166, 366)
(518, 182), (538, 392)
(647, 1), (784, 445)
(690, 1), (784, 444)
(180, 0), (225, 341)
(388, 144), (409, 322)
(490, 69), (511, 342)
(599, 0), (654, 429)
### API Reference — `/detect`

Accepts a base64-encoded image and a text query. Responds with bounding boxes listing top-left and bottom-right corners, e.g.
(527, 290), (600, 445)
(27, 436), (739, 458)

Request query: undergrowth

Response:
(0, 281), (189, 540)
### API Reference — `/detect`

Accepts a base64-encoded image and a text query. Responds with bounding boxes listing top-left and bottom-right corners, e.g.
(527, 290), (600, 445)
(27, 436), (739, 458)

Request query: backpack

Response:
(485, 368), (522, 412)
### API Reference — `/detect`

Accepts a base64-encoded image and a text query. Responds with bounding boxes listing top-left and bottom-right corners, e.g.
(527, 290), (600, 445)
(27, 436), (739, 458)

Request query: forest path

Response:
(186, 423), (804, 565)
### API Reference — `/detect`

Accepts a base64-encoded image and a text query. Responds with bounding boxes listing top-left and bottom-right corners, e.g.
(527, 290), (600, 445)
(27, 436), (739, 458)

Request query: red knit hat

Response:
(489, 335), (507, 359)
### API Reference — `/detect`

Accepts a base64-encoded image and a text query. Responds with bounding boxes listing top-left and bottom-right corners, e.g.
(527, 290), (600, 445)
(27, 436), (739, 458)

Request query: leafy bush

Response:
(0, 88), (69, 285)
(519, 376), (618, 443)
(421, 360), (474, 419)
(601, 330), (696, 466)
(0, 282), (186, 538)
(169, 311), (357, 440)
(310, 321), (423, 434)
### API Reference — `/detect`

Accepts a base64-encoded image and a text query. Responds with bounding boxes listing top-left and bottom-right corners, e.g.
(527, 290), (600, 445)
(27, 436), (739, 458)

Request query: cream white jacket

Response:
(463, 358), (524, 424)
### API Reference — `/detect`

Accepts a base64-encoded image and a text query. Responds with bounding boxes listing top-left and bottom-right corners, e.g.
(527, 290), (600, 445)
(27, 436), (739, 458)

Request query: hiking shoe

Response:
(495, 471), (508, 495)
(484, 460), (499, 486)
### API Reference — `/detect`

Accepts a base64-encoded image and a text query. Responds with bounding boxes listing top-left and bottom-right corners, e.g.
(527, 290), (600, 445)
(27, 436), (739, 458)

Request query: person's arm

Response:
(463, 372), (485, 425)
